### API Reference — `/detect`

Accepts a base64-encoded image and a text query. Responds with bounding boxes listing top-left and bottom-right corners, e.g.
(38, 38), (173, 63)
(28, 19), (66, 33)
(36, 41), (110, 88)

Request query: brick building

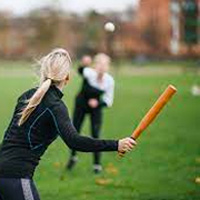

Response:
(114, 0), (200, 57)
(0, 1), (199, 58)
(134, 0), (200, 56)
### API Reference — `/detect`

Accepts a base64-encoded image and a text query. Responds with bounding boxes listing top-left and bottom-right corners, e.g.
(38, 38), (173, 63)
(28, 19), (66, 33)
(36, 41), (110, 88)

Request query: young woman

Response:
(0, 49), (136, 200)
(67, 53), (116, 174)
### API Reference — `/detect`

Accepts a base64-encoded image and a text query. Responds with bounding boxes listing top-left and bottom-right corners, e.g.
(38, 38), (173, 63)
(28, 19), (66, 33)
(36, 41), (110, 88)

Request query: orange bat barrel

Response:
(118, 85), (177, 157)
(131, 85), (177, 140)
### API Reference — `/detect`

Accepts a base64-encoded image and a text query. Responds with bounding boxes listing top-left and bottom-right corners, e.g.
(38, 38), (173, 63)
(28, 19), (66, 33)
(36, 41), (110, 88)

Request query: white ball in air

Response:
(104, 22), (115, 32)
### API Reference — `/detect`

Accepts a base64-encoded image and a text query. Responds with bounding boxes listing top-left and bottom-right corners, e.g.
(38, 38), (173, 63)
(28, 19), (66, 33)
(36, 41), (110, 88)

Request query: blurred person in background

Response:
(0, 49), (136, 200)
(67, 53), (115, 174)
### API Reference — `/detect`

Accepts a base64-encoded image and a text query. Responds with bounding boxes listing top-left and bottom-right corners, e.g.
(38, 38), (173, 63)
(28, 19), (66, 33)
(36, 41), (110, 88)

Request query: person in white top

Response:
(67, 53), (115, 173)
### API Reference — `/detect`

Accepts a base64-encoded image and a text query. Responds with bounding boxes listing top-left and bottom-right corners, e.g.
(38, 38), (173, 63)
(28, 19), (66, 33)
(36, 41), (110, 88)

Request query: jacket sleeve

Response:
(50, 103), (118, 152)
(102, 77), (115, 108)
(78, 65), (85, 75)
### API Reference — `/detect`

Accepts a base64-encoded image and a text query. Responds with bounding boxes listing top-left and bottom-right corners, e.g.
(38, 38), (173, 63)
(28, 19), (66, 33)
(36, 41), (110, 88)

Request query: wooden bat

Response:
(119, 85), (177, 156)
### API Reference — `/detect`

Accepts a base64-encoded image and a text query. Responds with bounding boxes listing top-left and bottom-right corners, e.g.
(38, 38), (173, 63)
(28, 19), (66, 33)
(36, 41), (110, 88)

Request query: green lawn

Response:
(0, 62), (200, 200)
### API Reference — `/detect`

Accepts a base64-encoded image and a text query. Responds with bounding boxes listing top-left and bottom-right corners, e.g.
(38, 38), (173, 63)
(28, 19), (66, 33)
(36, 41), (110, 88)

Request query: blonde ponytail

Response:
(18, 79), (52, 126)
(18, 48), (71, 126)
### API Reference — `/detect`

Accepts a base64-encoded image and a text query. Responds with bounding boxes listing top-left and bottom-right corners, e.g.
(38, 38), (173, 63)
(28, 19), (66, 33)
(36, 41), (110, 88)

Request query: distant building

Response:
(0, 9), (81, 58)
(113, 0), (200, 58)
(0, 2), (199, 59)
(0, 12), (26, 57)
(134, 0), (200, 56)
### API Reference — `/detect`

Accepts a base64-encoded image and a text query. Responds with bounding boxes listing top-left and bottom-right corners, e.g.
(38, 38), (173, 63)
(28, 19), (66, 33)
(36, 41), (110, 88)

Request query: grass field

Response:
(0, 61), (200, 200)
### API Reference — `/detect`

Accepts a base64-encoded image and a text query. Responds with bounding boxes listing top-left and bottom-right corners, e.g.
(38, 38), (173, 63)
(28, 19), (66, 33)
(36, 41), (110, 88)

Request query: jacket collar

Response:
(50, 85), (64, 99)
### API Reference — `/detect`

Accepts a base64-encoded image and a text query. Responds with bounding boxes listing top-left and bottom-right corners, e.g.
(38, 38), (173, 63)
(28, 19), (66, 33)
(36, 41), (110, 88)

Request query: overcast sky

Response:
(0, 0), (139, 15)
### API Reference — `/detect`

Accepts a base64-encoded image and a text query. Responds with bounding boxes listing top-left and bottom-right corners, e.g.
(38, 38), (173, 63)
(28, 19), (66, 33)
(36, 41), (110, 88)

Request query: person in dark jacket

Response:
(67, 53), (115, 173)
(0, 48), (136, 200)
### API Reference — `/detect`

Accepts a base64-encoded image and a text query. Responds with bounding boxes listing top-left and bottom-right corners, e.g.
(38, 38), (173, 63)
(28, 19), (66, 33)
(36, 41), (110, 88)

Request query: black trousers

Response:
(70, 103), (103, 165)
(0, 178), (40, 200)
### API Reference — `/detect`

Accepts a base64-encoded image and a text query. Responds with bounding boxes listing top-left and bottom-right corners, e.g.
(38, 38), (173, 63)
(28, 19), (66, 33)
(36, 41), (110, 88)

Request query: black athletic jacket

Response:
(0, 85), (118, 178)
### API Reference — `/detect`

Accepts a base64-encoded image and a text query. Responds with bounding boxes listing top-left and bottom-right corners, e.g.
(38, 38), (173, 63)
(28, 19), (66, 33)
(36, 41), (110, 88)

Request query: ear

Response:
(64, 74), (70, 86)
(66, 74), (70, 81)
